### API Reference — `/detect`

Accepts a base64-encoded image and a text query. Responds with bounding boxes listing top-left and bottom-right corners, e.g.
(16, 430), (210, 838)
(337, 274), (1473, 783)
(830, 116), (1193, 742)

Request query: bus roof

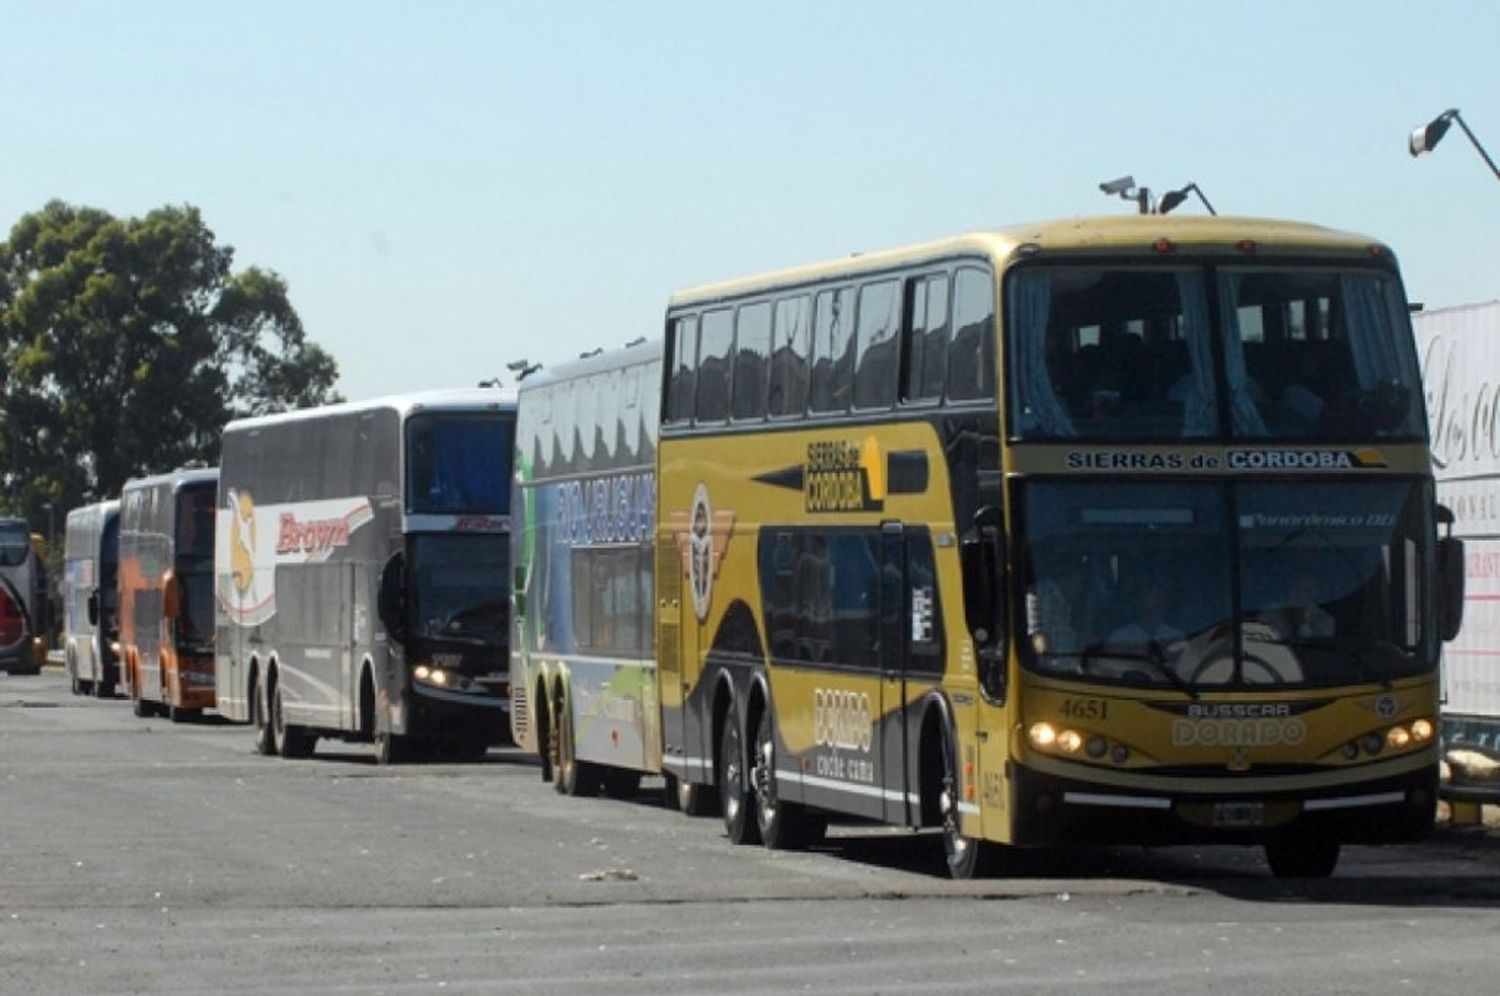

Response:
(120, 466), (219, 495)
(517, 338), (660, 395)
(223, 387), (518, 435)
(668, 214), (1388, 308)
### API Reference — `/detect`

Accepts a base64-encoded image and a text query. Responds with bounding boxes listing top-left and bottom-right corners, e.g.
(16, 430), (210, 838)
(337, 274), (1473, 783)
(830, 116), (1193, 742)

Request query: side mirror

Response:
(1435, 504), (1465, 642)
(163, 573), (182, 620)
(1437, 539), (1465, 643)
(378, 552), (408, 644)
(88, 589), (101, 626)
(960, 505), (1007, 648)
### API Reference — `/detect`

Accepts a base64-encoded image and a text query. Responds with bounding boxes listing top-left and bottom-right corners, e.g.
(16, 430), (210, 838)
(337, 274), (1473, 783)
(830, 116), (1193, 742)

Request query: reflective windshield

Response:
(175, 485), (216, 569)
(1021, 480), (1434, 689)
(1007, 263), (1423, 442)
(178, 573), (215, 652)
(410, 534), (508, 646)
(100, 516), (119, 630)
(406, 413), (514, 515)
(0, 524), (30, 567)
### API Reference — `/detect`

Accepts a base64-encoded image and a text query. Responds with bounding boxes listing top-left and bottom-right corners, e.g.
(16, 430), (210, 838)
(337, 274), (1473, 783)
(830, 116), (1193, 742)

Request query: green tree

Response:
(0, 200), (340, 531)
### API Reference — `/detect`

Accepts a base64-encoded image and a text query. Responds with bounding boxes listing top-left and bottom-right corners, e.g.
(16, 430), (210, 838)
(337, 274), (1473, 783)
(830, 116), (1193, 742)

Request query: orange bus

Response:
(118, 467), (219, 721)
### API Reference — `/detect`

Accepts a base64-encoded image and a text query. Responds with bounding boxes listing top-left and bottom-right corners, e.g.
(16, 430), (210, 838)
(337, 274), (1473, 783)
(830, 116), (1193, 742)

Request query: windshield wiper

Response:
(1077, 640), (1199, 699)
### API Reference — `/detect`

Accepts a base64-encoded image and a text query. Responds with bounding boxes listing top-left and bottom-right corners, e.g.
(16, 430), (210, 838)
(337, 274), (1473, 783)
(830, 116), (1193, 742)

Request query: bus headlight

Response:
(1410, 718), (1435, 743)
(413, 665), (451, 688)
(1056, 729), (1084, 754)
(1028, 723), (1057, 748)
(1386, 726), (1411, 750)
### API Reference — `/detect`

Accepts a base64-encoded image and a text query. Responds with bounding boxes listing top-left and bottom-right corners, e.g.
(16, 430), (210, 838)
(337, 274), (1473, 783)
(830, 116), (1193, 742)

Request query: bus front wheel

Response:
(940, 730), (994, 879)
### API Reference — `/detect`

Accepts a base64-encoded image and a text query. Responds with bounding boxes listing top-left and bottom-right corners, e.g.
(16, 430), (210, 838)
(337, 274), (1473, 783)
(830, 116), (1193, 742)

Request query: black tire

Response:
(1265, 837), (1340, 878)
(663, 772), (716, 814)
(374, 729), (412, 765)
(70, 674), (84, 696)
(599, 767), (642, 799)
(168, 705), (200, 724)
(940, 729), (994, 879)
(95, 678), (115, 699)
(131, 690), (152, 718)
(251, 676), (276, 756)
(753, 709), (824, 849)
(271, 682), (315, 759)
(553, 687), (599, 796)
(719, 711), (760, 845)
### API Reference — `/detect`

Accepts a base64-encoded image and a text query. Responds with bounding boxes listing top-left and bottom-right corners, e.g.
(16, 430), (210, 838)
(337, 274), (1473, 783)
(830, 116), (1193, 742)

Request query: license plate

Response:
(1212, 801), (1265, 827)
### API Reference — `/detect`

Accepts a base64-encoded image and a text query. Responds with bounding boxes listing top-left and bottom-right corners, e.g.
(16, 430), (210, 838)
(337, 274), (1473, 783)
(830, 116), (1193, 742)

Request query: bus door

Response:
(877, 524), (944, 825)
(657, 543), (705, 785)
(342, 560), (363, 731)
(878, 522), (910, 824)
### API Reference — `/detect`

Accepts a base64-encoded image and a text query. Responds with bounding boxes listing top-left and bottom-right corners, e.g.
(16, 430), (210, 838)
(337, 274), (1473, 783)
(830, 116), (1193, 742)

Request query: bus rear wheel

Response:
(753, 710), (823, 849)
(272, 682), (315, 759)
(251, 676), (276, 756)
(1265, 837), (1340, 878)
(665, 773), (717, 816)
(719, 713), (760, 845)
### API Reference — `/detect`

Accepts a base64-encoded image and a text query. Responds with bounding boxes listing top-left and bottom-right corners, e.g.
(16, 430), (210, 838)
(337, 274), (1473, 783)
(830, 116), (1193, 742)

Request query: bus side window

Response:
(904, 273), (950, 404)
(732, 301), (772, 421)
(666, 315), (698, 424)
(769, 295), (811, 417)
(810, 286), (855, 414)
(854, 279), (900, 410)
(696, 308), (734, 424)
(949, 267), (996, 401)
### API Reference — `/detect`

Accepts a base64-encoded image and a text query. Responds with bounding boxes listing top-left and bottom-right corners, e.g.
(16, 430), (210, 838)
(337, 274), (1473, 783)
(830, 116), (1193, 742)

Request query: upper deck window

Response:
(853, 280), (900, 410)
(406, 413), (514, 515)
(1218, 268), (1422, 439)
(1007, 261), (1423, 443)
(769, 295), (812, 417)
(732, 301), (773, 421)
(809, 286), (856, 414)
(948, 268), (997, 402)
(905, 274), (950, 403)
(1007, 266), (1215, 440)
(696, 308), (734, 423)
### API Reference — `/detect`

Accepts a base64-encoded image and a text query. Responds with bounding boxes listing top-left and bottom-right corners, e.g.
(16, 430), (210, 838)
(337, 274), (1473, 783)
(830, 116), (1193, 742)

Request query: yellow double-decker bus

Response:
(652, 214), (1464, 878)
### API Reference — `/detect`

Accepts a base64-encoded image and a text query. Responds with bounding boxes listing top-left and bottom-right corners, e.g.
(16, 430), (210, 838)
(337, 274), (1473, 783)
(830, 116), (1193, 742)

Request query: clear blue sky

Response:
(4, 0), (1496, 402)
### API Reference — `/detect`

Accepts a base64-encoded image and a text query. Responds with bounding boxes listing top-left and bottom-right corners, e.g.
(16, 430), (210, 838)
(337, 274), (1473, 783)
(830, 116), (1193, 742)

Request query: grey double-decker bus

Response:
(62, 500), (121, 696)
(214, 389), (516, 763)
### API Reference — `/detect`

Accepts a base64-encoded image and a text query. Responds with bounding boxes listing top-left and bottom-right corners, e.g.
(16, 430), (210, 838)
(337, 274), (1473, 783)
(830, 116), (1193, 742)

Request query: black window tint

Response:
(810, 286), (855, 414)
(829, 533), (881, 663)
(769, 295), (811, 417)
(906, 533), (943, 674)
(949, 267), (996, 401)
(854, 279), (900, 410)
(696, 308), (733, 422)
(905, 274), (951, 402)
(667, 316), (698, 424)
(732, 301), (772, 420)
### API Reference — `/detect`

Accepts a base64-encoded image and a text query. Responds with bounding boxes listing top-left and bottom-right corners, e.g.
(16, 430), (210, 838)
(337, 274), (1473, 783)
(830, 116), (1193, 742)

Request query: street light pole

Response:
(1409, 108), (1500, 182)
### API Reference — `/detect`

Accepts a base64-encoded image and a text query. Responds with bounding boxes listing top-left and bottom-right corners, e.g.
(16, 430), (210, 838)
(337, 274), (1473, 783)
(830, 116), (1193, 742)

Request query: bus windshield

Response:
(406, 414), (513, 515)
(175, 486), (216, 570)
(100, 516), (120, 632)
(0, 523), (30, 567)
(1020, 479), (1432, 689)
(409, 534), (508, 646)
(1006, 263), (1423, 441)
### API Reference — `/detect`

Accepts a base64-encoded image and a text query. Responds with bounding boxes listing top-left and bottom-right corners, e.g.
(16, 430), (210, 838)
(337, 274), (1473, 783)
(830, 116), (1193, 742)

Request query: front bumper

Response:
(1010, 760), (1437, 846)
